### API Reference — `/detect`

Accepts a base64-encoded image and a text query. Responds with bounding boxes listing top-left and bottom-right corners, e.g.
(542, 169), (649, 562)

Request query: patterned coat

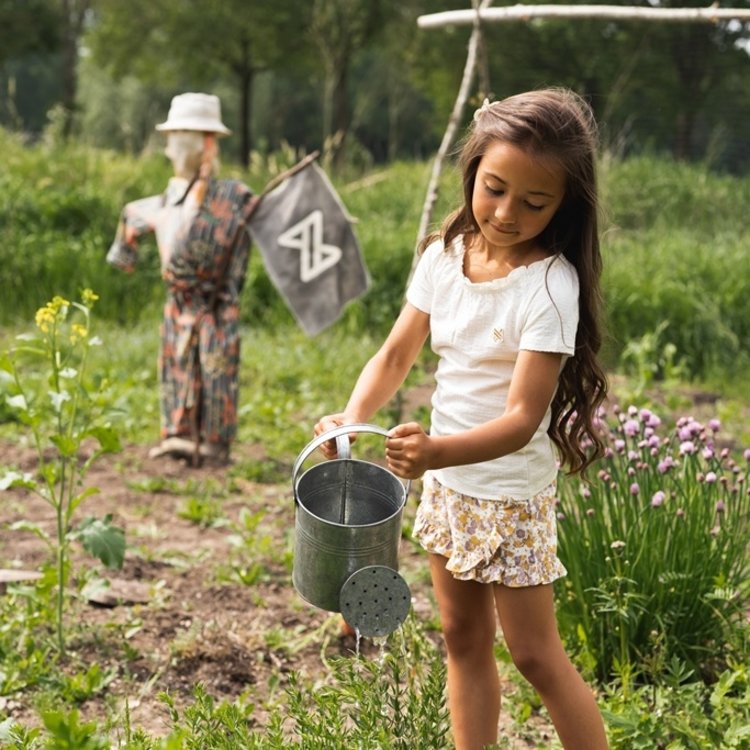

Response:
(108, 178), (257, 447)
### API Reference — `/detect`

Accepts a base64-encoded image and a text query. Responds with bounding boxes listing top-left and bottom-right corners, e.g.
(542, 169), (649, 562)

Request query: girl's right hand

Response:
(313, 414), (358, 459)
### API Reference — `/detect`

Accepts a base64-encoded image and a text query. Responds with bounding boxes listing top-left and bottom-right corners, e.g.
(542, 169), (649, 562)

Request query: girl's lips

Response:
(490, 222), (517, 234)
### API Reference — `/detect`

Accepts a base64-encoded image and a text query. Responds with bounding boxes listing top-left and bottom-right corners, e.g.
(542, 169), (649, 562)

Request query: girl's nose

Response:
(495, 200), (517, 225)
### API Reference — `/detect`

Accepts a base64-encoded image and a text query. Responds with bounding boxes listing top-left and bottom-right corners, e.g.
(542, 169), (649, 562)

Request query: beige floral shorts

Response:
(413, 472), (567, 587)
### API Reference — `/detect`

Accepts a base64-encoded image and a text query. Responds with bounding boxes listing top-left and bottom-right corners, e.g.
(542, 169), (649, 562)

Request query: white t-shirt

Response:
(406, 237), (580, 500)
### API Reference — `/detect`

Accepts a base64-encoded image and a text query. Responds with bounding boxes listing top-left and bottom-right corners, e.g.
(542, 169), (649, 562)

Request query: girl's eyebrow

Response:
(485, 173), (557, 199)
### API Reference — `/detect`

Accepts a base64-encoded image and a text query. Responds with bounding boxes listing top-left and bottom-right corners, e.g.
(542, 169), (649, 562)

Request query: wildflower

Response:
(658, 456), (676, 474)
(623, 419), (640, 437)
(679, 440), (697, 456)
(627, 405), (638, 417)
(81, 289), (99, 308)
(708, 419), (720, 432)
(702, 447), (714, 460)
(610, 540), (626, 550)
(744, 449), (750, 462)
(70, 324), (88, 344)
(715, 500), (725, 513)
(629, 483), (639, 496)
(628, 450), (639, 462)
(651, 491), (665, 507)
(710, 525), (720, 537)
(557, 512), (566, 521)
(697, 472), (705, 483)
(720, 448), (730, 459)
(34, 295), (70, 333)
(676, 508), (685, 518)
(580, 485), (591, 498)
(614, 439), (626, 453)
(627, 467), (636, 477)
(705, 471), (717, 484)
(586, 508), (595, 517)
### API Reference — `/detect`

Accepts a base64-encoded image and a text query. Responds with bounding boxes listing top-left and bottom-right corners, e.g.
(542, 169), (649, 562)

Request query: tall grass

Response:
(3, 129), (749, 390)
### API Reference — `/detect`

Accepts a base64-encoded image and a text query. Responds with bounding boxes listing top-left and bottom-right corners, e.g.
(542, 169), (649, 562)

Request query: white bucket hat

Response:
(155, 92), (231, 136)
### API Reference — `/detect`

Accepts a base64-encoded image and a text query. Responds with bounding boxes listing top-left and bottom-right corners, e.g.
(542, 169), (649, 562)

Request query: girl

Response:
(315, 88), (609, 749)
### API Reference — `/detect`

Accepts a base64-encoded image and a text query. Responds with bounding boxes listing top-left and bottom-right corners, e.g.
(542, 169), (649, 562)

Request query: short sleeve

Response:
(519, 260), (579, 355)
(406, 240), (443, 314)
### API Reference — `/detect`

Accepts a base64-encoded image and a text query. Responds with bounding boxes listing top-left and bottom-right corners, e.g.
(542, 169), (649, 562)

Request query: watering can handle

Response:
(292, 423), (393, 491)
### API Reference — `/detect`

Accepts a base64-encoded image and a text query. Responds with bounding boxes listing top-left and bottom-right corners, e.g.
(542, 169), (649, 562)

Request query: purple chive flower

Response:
(586, 508), (595, 517)
(647, 413), (662, 429)
(628, 467), (636, 477)
(580, 485), (591, 498)
(630, 483), (640, 496)
(744, 448), (750, 461)
(676, 508), (685, 518)
(628, 405), (638, 417)
(614, 439), (626, 453)
(647, 435), (660, 449)
(708, 419), (720, 432)
(680, 441), (697, 456)
(678, 427), (693, 442)
(628, 450), (639, 462)
(715, 500), (725, 513)
(624, 419), (640, 437)
(703, 447), (715, 460)
(721, 448), (730, 459)
(705, 471), (717, 484)
(651, 491), (665, 507)
(658, 456), (675, 474)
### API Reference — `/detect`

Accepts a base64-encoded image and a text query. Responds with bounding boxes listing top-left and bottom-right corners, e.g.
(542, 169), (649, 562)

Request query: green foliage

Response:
(603, 661), (750, 749)
(556, 405), (750, 683)
(0, 291), (125, 653)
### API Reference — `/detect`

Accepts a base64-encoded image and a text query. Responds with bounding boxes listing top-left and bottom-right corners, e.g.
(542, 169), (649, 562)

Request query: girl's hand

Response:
(385, 422), (433, 479)
(313, 414), (358, 459)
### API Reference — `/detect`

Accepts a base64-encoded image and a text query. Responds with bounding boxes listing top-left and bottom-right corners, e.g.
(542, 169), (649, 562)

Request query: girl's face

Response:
(471, 141), (565, 256)
(164, 131), (204, 179)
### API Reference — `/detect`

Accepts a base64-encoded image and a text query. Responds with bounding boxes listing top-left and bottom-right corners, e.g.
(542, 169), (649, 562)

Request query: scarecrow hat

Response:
(155, 92), (231, 136)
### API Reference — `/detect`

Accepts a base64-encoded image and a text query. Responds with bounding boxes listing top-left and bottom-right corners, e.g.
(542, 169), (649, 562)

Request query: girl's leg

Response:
(494, 584), (608, 749)
(429, 554), (500, 750)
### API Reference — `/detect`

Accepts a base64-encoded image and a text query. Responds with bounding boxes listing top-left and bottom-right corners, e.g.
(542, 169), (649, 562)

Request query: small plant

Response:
(1, 291), (125, 655)
(556, 405), (750, 683)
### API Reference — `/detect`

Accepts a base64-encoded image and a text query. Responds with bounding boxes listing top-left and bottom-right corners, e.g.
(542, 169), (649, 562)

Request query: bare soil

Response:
(0, 436), (552, 747)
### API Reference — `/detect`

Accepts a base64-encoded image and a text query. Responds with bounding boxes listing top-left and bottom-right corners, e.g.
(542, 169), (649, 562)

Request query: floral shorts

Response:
(413, 473), (567, 587)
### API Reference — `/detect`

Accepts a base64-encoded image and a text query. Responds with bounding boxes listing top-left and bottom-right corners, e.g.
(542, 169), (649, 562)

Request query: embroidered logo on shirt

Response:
(492, 327), (504, 343)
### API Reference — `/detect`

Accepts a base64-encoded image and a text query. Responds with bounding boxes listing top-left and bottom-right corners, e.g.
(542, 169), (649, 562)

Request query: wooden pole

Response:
(409, 0), (493, 284)
(418, 4), (750, 29)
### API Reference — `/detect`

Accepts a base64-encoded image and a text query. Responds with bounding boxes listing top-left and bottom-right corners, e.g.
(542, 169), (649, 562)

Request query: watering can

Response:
(292, 424), (411, 638)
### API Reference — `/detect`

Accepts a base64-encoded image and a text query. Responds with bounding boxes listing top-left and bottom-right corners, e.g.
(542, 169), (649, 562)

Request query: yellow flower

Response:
(81, 289), (99, 308)
(70, 323), (88, 344)
(35, 296), (70, 333)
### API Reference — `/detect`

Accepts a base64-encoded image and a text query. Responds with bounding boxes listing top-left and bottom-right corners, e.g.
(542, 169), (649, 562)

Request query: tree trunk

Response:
(60, 0), (89, 138)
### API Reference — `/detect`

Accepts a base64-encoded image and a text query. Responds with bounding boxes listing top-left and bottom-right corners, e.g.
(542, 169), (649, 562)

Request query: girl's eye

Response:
(525, 202), (545, 212)
(485, 185), (503, 196)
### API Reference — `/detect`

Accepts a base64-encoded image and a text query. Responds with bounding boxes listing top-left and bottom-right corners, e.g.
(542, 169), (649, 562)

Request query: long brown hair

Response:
(423, 88), (607, 474)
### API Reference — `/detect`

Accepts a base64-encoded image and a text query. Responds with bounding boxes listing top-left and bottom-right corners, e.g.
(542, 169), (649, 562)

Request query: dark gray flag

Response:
(248, 162), (370, 336)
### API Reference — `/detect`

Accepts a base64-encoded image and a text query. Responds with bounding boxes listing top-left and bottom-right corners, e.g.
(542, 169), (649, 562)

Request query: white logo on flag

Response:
(277, 210), (342, 283)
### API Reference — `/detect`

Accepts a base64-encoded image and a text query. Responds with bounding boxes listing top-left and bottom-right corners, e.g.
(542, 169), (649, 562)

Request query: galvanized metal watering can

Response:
(292, 424), (411, 637)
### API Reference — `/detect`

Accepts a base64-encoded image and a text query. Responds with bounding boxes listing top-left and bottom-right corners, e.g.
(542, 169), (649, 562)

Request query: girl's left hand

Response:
(385, 422), (433, 479)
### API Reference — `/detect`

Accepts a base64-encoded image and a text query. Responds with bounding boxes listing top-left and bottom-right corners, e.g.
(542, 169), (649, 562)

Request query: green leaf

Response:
(0, 471), (37, 491)
(6, 394), (28, 411)
(51, 434), (78, 457)
(86, 425), (122, 453)
(71, 515), (126, 569)
(70, 486), (100, 514)
(9, 520), (51, 544)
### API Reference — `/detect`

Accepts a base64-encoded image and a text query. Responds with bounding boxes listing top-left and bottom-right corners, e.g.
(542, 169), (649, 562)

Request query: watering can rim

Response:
(292, 422), (411, 503)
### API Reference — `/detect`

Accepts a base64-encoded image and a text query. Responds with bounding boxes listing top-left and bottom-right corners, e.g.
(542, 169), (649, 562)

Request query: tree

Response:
(0, 0), (60, 129)
(87, 0), (307, 165)
(310, 0), (389, 168)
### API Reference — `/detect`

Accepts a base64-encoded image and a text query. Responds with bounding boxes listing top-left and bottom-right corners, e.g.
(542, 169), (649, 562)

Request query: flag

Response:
(248, 162), (370, 336)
